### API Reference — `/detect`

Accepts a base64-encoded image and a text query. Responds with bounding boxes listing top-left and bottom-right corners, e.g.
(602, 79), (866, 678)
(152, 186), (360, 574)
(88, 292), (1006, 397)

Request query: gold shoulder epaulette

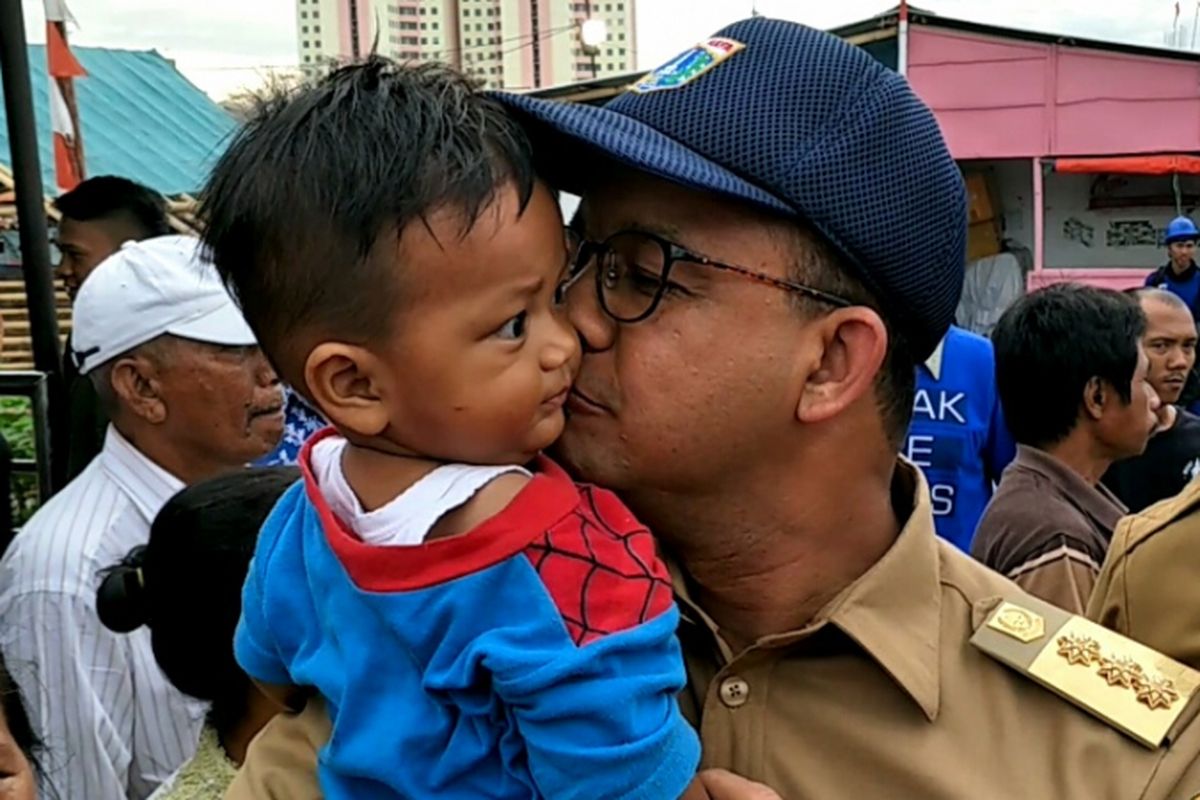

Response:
(971, 594), (1200, 748)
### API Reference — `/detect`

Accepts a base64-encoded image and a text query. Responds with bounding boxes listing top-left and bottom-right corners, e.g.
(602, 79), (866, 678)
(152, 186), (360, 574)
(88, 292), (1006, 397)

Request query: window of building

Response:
(606, 3), (612, 9)
(618, 32), (625, 40)
(302, 25), (309, 32)
(314, 24), (321, 32)
(312, 9), (319, 17)
(619, 47), (626, 55)
(300, 10), (307, 18)
(617, 2), (624, 8)
(305, 54), (312, 62)
(302, 40), (310, 48)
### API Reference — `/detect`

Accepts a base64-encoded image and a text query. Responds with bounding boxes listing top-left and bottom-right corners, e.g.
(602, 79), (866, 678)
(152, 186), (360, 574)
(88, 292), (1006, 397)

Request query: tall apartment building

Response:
(296, 0), (637, 90)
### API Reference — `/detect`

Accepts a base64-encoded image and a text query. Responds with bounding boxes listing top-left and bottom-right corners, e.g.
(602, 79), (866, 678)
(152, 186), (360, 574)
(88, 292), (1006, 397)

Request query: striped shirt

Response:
(0, 428), (206, 799)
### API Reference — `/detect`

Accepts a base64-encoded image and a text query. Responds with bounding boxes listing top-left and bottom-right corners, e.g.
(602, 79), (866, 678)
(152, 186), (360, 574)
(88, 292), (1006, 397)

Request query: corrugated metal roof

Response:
(0, 45), (236, 196)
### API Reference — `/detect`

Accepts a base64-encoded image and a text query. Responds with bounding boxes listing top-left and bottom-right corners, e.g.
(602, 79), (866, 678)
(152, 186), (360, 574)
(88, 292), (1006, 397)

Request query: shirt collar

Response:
(923, 337), (946, 381)
(672, 460), (943, 721)
(1163, 260), (1199, 281)
(1011, 444), (1127, 520)
(97, 426), (186, 522)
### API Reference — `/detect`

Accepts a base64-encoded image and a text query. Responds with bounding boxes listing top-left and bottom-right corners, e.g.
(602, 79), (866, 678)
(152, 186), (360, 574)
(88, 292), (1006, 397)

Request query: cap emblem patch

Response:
(630, 37), (744, 94)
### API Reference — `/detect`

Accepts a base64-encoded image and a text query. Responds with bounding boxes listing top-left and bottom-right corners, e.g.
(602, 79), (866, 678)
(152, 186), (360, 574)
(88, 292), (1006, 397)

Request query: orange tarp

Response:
(1054, 155), (1200, 175)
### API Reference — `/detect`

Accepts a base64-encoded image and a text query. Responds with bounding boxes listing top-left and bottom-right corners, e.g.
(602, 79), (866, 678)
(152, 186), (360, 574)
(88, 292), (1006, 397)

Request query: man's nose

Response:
(250, 349), (279, 386)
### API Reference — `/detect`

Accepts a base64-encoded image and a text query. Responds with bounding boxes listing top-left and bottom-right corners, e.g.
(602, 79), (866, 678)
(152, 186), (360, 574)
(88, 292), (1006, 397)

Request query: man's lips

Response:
(566, 386), (610, 415)
(249, 403), (284, 421)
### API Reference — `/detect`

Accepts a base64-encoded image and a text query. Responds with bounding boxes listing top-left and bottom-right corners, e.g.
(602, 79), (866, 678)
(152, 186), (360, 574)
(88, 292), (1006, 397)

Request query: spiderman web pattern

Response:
(524, 487), (674, 646)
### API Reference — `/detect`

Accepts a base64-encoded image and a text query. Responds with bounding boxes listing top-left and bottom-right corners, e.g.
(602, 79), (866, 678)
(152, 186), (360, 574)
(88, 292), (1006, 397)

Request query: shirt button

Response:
(719, 676), (750, 709)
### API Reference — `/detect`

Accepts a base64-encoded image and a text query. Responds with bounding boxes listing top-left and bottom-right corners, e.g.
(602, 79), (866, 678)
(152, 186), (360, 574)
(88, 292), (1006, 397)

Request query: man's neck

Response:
(1041, 431), (1112, 485)
(625, 442), (901, 653)
(1171, 260), (1195, 277)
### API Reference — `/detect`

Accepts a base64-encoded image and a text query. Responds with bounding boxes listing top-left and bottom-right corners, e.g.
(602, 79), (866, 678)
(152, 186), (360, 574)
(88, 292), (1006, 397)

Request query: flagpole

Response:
(0, 0), (68, 492)
(898, 0), (910, 76)
(1190, 0), (1198, 48)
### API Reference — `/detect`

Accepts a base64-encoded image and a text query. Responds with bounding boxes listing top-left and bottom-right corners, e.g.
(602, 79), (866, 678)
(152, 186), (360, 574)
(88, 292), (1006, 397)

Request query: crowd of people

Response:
(3, 13), (1200, 800)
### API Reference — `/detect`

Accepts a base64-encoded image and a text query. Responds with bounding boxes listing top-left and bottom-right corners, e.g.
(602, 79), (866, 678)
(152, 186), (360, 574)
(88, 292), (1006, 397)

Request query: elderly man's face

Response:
(557, 172), (814, 496)
(155, 340), (284, 466)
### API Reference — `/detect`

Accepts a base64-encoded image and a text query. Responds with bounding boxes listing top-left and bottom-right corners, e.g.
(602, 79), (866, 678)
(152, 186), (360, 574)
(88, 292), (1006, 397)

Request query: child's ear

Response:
(304, 343), (392, 437)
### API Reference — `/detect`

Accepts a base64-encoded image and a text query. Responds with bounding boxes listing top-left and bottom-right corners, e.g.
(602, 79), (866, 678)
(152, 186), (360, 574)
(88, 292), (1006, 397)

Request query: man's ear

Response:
(305, 343), (392, 438)
(110, 355), (168, 425)
(796, 306), (889, 425)
(1082, 376), (1107, 420)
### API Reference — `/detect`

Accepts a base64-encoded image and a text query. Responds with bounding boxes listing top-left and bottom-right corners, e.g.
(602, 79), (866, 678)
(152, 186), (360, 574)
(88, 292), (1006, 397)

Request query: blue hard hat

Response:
(492, 17), (966, 360)
(1166, 216), (1200, 245)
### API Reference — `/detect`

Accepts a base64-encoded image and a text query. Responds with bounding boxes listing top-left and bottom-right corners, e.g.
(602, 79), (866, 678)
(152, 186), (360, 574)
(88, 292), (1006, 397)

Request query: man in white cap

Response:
(0, 235), (284, 800)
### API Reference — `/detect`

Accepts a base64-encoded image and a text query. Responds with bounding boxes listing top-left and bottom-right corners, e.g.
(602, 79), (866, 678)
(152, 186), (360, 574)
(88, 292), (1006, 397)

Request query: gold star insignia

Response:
(1097, 655), (1146, 689)
(1137, 674), (1181, 711)
(1057, 633), (1101, 666)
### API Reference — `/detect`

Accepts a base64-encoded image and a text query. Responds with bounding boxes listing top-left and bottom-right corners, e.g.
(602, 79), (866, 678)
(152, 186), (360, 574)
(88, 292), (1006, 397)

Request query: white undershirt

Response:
(310, 436), (530, 546)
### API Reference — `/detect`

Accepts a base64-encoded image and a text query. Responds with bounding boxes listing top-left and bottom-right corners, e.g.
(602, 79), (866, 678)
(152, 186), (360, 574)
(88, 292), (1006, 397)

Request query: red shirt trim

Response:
(298, 429), (580, 592)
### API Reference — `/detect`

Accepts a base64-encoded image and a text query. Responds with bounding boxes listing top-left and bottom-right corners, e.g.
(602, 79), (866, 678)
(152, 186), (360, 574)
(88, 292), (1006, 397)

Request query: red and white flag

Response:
(44, 0), (86, 193)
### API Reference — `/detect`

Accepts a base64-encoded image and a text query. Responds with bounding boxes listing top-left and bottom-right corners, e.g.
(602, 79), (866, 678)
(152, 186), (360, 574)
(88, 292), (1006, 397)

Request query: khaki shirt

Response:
(227, 463), (1200, 800)
(1089, 477), (1200, 670)
(973, 445), (1126, 614)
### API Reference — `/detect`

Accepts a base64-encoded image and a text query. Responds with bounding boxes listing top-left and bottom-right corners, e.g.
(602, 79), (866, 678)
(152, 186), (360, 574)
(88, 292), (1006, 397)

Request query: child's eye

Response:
(495, 311), (527, 341)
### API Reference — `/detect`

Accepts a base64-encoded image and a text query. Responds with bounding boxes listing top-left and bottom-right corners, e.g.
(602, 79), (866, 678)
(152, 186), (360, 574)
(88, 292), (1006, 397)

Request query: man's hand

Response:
(696, 769), (783, 800)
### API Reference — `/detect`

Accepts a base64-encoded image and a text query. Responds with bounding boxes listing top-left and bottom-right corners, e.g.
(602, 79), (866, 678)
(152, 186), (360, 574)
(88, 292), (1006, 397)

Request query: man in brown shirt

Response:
(974, 285), (1159, 613)
(212, 19), (1200, 800)
(1090, 475), (1200, 669)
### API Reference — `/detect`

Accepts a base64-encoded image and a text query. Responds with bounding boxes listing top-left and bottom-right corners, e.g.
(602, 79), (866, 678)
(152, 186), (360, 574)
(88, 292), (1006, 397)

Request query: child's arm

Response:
(233, 508), (300, 695)
(486, 485), (701, 800)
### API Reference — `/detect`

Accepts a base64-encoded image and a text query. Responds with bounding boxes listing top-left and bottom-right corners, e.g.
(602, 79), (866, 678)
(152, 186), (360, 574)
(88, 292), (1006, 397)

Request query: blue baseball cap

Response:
(492, 17), (966, 359)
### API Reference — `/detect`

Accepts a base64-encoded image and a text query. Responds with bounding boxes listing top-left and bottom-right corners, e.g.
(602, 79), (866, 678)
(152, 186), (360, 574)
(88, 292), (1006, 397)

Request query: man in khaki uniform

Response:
(212, 18), (1200, 800)
(1090, 478), (1200, 669)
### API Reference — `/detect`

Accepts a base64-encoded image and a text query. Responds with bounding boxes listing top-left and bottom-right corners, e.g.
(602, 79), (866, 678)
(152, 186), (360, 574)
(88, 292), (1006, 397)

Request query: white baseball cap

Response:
(71, 235), (258, 375)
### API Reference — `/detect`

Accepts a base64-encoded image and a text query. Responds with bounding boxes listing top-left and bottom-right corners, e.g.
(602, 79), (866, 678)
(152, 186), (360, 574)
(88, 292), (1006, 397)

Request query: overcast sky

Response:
(16, 0), (1195, 99)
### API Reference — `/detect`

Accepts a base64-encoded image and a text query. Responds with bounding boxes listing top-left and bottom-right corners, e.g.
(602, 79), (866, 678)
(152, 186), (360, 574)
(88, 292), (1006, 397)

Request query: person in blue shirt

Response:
(904, 325), (1015, 551)
(201, 60), (704, 800)
(1146, 216), (1200, 313)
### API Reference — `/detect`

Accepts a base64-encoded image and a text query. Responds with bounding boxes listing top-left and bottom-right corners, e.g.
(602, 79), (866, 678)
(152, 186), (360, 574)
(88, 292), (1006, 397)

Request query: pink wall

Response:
(907, 28), (1200, 159)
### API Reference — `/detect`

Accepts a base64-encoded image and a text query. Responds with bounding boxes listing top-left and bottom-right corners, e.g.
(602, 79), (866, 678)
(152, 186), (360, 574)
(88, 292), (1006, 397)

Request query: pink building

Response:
(835, 7), (1200, 293)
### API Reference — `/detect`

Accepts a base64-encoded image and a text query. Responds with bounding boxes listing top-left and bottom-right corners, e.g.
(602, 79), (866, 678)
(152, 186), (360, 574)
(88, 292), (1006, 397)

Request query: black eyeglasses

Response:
(563, 227), (853, 323)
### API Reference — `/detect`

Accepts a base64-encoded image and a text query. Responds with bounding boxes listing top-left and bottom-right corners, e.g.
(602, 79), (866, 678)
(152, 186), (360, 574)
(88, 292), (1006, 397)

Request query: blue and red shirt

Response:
(235, 434), (699, 800)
